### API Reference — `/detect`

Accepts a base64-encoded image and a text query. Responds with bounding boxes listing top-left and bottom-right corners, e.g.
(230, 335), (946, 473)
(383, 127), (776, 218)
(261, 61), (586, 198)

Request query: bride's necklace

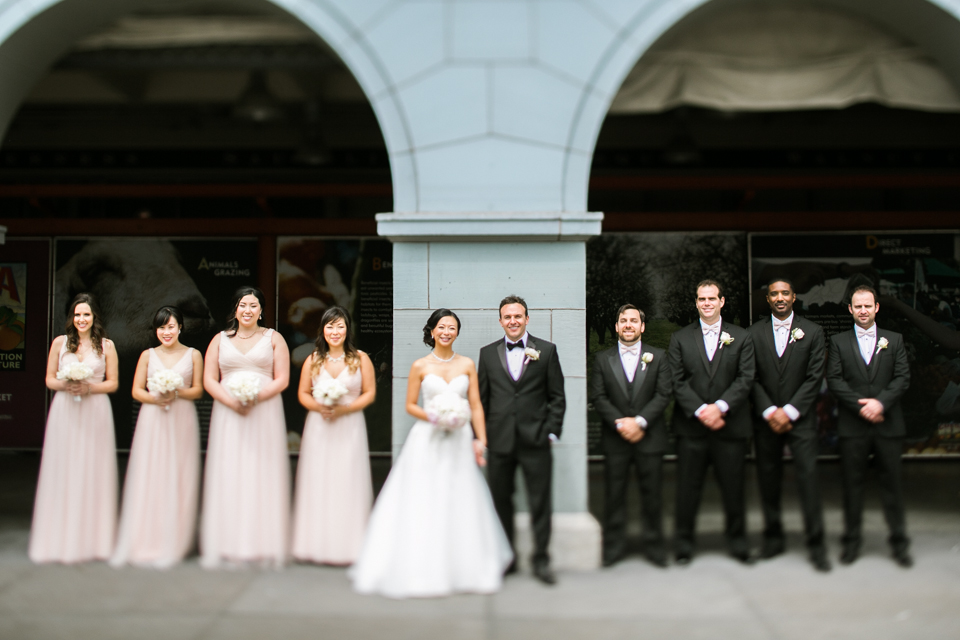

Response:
(431, 351), (456, 362)
(326, 352), (345, 362)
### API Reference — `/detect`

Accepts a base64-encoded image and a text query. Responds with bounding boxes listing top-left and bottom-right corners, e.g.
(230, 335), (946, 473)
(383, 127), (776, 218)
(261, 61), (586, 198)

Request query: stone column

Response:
(378, 212), (603, 571)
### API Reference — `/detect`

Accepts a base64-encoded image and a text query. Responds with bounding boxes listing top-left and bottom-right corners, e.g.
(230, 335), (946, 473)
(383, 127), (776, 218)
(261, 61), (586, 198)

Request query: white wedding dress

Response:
(350, 373), (513, 598)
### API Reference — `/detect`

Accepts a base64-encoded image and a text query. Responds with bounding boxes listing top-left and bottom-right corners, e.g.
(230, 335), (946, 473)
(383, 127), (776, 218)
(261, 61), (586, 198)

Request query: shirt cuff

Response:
(635, 415), (648, 429)
(548, 433), (559, 443)
(762, 406), (777, 420)
(783, 404), (800, 422)
(694, 404), (708, 418)
(716, 400), (729, 414)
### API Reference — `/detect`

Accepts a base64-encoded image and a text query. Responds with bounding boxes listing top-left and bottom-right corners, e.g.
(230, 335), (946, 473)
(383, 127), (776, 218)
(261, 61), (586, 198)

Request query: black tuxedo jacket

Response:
(748, 315), (825, 433)
(590, 344), (671, 454)
(667, 320), (756, 439)
(825, 327), (910, 438)
(478, 334), (566, 453)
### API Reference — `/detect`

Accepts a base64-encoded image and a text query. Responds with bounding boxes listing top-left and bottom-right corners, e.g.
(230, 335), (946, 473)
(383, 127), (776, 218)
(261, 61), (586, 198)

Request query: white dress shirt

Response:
(856, 324), (877, 365)
(619, 340), (641, 383)
(505, 332), (528, 381)
(695, 319), (728, 417)
(773, 312), (793, 357)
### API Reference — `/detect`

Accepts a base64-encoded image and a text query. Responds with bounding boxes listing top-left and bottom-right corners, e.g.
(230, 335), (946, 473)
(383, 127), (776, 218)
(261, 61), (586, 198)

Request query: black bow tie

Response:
(506, 341), (524, 351)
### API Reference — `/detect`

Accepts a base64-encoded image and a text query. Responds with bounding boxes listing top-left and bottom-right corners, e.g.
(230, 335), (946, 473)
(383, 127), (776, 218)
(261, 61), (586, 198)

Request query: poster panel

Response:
(277, 238), (393, 453)
(586, 232), (749, 455)
(53, 238), (258, 449)
(0, 239), (51, 448)
(750, 231), (960, 456)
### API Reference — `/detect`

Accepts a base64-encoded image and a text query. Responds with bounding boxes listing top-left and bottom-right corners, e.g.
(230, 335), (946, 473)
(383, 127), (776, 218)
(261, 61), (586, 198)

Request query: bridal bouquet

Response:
(57, 361), (94, 402)
(425, 392), (471, 433)
(225, 371), (261, 406)
(147, 370), (184, 411)
(313, 378), (349, 406)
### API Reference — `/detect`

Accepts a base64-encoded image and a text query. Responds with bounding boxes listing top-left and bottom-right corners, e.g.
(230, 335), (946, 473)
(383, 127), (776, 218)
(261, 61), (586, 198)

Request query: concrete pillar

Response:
(379, 212), (603, 571)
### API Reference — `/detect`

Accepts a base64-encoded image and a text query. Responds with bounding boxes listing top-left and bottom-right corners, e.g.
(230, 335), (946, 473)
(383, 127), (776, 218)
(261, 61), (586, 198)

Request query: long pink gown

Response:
(29, 338), (117, 563)
(110, 348), (199, 568)
(291, 364), (372, 564)
(200, 329), (290, 568)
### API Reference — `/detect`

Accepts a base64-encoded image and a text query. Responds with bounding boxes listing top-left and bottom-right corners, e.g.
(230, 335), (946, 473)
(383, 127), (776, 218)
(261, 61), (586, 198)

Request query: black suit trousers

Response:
(487, 444), (552, 565)
(839, 435), (909, 550)
(603, 448), (663, 562)
(674, 435), (749, 555)
(755, 425), (825, 549)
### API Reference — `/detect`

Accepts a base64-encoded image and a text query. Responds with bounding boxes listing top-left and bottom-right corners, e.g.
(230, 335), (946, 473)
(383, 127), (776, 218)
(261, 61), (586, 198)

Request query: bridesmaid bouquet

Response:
(56, 361), (94, 402)
(425, 392), (471, 433)
(313, 379), (349, 406)
(147, 370), (184, 411)
(225, 372), (261, 406)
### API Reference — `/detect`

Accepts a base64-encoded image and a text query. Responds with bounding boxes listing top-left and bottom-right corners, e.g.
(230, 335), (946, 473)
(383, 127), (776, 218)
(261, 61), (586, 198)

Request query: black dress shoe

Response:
(601, 554), (622, 568)
(760, 538), (786, 560)
(731, 549), (756, 565)
(674, 551), (692, 566)
(644, 548), (669, 568)
(892, 549), (914, 568)
(532, 563), (557, 585)
(504, 560), (518, 576)
(839, 544), (859, 565)
(809, 548), (831, 572)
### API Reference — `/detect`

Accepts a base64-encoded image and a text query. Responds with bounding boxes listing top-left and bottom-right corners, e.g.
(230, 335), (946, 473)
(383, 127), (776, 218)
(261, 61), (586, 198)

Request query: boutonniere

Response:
(876, 336), (889, 354)
(718, 332), (734, 349)
(524, 347), (540, 364)
(789, 327), (804, 344)
(640, 352), (653, 371)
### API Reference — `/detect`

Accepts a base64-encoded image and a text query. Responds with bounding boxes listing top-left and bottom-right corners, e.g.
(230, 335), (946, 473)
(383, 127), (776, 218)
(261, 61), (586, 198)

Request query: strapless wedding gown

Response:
(350, 374), (513, 598)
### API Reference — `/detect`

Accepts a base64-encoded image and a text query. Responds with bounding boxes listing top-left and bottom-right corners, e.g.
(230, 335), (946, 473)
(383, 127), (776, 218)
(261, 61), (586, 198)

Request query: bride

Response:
(350, 309), (513, 598)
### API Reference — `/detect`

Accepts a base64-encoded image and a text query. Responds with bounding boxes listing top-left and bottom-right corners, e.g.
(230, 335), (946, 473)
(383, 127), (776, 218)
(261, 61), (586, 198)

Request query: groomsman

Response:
(667, 279), (756, 565)
(748, 278), (830, 572)
(479, 295), (566, 584)
(590, 304), (672, 568)
(826, 284), (912, 567)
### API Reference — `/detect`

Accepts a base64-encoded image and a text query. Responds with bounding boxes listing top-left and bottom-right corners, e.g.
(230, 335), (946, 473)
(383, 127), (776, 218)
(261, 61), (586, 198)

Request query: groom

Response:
(478, 295), (566, 585)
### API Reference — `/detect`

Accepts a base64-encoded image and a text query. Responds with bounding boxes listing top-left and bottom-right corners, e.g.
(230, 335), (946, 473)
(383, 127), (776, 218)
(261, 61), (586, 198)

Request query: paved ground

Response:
(1, 451), (958, 640)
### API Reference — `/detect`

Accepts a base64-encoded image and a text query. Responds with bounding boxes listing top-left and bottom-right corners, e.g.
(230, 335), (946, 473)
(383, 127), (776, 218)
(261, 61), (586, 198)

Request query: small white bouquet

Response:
(313, 378), (349, 407)
(425, 392), (471, 434)
(57, 361), (94, 402)
(225, 371), (261, 406)
(147, 369), (184, 411)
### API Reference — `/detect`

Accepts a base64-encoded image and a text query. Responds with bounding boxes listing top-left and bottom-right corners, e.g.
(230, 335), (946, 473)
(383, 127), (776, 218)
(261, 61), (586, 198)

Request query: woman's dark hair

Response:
(422, 308), (461, 348)
(311, 306), (361, 375)
(224, 286), (266, 337)
(64, 292), (107, 356)
(152, 305), (184, 331)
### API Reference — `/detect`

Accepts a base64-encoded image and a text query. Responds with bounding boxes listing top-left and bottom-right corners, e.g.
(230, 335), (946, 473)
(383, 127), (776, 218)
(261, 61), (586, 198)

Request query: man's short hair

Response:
(499, 295), (528, 317)
(766, 277), (795, 293)
(696, 279), (724, 299)
(617, 303), (645, 322)
(850, 285), (878, 304)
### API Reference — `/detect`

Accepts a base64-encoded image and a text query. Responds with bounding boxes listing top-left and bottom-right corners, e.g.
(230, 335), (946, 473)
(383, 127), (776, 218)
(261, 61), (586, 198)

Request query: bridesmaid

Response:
(111, 306), (203, 568)
(291, 306), (375, 565)
(30, 293), (119, 563)
(200, 286), (291, 568)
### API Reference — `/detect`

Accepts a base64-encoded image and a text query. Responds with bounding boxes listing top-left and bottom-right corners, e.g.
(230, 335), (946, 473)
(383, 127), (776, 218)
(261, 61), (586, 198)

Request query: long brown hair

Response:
(224, 286), (266, 337)
(64, 293), (107, 356)
(311, 306), (360, 376)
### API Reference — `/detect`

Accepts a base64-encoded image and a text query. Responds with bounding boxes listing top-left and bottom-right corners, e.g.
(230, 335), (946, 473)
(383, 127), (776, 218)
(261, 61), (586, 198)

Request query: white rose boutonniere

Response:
(640, 352), (654, 371)
(876, 336), (889, 354)
(524, 347), (541, 365)
(789, 327), (804, 344)
(719, 331), (734, 349)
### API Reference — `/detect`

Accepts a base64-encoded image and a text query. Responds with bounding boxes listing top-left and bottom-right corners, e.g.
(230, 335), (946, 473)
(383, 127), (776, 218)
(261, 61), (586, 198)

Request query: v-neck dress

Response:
(200, 329), (290, 568)
(29, 337), (118, 564)
(291, 363), (372, 564)
(111, 348), (200, 568)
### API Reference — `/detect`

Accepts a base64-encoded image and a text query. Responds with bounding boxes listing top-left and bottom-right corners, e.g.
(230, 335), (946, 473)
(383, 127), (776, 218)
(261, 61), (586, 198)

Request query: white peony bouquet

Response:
(225, 371), (261, 406)
(313, 378), (349, 407)
(425, 392), (472, 433)
(147, 369), (184, 411)
(57, 361), (95, 402)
